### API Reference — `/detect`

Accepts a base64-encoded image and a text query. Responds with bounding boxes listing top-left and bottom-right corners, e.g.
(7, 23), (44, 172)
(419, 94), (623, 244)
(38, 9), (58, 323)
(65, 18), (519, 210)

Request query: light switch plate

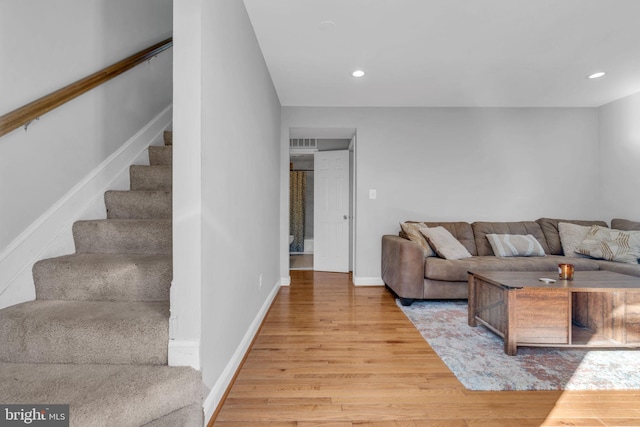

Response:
(369, 189), (377, 199)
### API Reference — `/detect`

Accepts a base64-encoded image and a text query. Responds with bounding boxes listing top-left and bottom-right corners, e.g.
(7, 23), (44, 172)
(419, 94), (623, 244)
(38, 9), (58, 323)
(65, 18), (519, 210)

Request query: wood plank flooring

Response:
(210, 271), (640, 426)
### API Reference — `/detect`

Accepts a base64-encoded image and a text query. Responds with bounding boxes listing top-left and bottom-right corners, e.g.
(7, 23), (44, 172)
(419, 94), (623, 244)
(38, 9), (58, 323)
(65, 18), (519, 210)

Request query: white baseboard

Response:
(0, 105), (172, 309)
(168, 340), (200, 369)
(202, 280), (280, 425)
(280, 276), (291, 286)
(353, 276), (385, 286)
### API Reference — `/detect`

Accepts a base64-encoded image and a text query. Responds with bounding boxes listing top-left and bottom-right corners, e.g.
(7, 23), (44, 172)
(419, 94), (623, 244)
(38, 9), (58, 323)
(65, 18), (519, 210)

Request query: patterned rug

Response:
(398, 300), (640, 391)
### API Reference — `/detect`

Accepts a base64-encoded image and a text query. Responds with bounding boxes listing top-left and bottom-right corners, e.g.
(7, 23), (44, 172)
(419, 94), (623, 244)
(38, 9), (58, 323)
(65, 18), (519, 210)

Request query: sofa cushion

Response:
(420, 227), (472, 260)
(486, 234), (546, 257)
(472, 221), (550, 256)
(421, 222), (477, 256)
(558, 222), (592, 258)
(400, 222), (436, 257)
(611, 218), (640, 231)
(575, 225), (640, 264)
(536, 218), (608, 255)
(594, 260), (640, 277)
(424, 255), (601, 282)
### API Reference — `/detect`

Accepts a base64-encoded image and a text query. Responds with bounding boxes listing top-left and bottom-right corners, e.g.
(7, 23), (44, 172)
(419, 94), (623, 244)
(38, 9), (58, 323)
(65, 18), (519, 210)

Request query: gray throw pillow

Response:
(400, 222), (436, 257)
(419, 226), (472, 260)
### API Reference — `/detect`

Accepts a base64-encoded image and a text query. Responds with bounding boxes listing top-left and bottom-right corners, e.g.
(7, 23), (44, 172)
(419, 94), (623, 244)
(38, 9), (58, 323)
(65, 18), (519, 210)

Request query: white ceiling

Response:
(243, 0), (640, 108)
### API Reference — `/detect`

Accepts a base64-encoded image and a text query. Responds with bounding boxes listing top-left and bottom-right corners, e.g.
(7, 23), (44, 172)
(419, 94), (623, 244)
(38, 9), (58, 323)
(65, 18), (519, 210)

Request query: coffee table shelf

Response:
(468, 270), (640, 355)
(571, 324), (620, 347)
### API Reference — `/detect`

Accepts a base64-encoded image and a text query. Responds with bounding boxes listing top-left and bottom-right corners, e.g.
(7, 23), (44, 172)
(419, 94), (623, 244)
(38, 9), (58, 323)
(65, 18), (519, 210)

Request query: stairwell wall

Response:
(170, 0), (203, 369)
(173, 0), (282, 420)
(0, 0), (173, 308)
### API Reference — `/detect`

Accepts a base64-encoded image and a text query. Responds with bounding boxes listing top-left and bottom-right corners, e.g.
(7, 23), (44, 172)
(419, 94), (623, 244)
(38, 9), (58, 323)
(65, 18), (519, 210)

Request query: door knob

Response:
(343, 215), (348, 220)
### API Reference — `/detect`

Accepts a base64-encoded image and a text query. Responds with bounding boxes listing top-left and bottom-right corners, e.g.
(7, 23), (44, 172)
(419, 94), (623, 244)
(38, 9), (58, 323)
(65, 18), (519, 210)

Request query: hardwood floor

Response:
(210, 271), (640, 426)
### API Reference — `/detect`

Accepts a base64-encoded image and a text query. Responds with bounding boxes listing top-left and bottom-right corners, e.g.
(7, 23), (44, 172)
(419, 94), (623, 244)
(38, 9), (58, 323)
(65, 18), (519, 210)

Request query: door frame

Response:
(283, 128), (357, 280)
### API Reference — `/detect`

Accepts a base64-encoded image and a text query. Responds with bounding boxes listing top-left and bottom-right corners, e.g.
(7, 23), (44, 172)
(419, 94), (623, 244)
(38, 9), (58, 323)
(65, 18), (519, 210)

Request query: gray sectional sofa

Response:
(381, 218), (640, 306)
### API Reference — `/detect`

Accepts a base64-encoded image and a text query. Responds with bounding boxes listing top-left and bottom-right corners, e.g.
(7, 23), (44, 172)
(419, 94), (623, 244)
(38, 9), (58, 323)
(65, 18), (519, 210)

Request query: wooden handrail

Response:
(0, 37), (173, 138)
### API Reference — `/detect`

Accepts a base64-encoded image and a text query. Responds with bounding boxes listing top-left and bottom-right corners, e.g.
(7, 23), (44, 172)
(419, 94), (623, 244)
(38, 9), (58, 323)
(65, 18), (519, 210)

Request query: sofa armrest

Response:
(381, 235), (425, 300)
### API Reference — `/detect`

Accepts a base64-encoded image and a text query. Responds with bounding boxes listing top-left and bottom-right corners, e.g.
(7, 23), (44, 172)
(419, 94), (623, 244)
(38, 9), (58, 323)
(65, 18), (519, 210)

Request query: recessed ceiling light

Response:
(352, 70), (365, 78)
(319, 20), (336, 32)
(587, 72), (606, 79)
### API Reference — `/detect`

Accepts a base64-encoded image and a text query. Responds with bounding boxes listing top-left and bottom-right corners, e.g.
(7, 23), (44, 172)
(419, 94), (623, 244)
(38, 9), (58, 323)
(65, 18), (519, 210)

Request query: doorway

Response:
(288, 134), (354, 272)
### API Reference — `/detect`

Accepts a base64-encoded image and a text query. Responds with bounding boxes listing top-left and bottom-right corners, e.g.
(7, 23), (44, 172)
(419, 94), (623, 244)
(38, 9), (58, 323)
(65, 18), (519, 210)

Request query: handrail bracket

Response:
(24, 118), (40, 132)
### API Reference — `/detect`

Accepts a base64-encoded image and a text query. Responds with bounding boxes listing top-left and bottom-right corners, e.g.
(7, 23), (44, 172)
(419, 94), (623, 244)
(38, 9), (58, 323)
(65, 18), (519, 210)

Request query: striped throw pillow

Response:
(575, 225), (640, 264)
(486, 234), (546, 257)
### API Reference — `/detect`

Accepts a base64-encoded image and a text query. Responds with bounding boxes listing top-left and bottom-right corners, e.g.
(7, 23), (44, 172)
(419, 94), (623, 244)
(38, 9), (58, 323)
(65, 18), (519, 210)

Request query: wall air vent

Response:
(289, 138), (317, 149)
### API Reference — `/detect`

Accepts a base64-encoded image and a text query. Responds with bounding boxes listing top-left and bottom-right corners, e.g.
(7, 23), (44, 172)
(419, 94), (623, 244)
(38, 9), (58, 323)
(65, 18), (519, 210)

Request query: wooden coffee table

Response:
(468, 270), (640, 355)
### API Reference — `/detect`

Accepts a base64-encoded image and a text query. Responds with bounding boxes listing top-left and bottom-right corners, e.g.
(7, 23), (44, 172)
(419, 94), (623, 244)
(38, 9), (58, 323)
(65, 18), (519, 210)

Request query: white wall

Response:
(171, 0), (202, 366)
(174, 0), (282, 419)
(598, 91), (640, 221)
(0, 0), (172, 306)
(281, 107), (600, 282)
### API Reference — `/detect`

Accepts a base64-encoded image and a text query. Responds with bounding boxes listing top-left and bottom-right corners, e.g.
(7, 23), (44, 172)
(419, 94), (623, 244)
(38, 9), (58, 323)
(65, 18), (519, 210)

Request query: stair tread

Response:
(0, 362), (201, 426)
(105, 190), (172, 197)
(105, 189), (171, 195)
(34, 253), (171, 301)
(76, 218), (172, 223)
(0, 299), (169, 319)
(131, 164), (172, 170)
(0, 300), (169, 365)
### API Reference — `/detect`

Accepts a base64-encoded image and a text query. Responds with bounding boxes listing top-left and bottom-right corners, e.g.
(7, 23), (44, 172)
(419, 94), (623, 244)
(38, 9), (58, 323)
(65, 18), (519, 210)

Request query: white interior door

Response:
(314, 150), (350, 273)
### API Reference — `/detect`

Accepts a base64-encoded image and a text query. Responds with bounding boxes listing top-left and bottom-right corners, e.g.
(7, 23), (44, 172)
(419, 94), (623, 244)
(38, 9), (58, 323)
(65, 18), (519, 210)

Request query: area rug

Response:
(398, 300), (640, 391)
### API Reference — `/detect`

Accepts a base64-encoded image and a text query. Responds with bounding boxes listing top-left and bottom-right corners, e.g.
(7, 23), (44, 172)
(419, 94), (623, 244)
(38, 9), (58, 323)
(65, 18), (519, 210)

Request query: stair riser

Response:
(149, 146), (172, 166)
(130, 165), (172, 191)
(73, 220), (172, 254)
(33, 255), (171, 301)
(105, 191), (172, 219)
(0, 302), (168, 365)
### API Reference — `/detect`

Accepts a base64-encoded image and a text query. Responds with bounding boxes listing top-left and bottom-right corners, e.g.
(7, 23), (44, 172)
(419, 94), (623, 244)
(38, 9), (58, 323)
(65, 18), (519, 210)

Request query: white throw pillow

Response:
(558, 222), (592, 258)
(419, 226), (472, 260)
(486, 234), (545, 257)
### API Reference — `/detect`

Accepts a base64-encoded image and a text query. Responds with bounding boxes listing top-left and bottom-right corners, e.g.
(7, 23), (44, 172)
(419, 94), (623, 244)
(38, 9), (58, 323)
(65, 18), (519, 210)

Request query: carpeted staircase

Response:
(0, 131), (203, 426)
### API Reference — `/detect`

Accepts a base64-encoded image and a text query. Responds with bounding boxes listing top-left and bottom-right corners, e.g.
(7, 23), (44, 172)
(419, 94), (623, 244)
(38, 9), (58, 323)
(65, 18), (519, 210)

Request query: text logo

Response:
(0, 405), (69, 427)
